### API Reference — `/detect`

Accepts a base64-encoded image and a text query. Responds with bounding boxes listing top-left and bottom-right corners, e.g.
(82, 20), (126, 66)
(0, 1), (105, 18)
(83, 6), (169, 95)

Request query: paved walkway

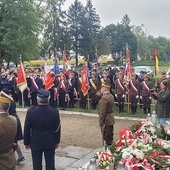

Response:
(15, 144), (100, 170)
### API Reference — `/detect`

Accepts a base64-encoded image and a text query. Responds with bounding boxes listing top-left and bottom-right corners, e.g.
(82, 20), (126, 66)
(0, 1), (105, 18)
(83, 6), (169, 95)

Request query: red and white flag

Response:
(17, 61), (27, 93)
(123, 59), (132, 84)
(44, 60), (54, 90)
(126, 47), (130, 58)
(81, 62), (89, 96)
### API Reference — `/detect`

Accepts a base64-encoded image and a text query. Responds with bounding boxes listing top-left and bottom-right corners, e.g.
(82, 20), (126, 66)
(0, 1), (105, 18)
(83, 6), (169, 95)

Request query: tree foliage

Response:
(40, 0), (68, 59)
(67, 0), (85, 65)
(104, 14), (138, 62)
(0, 0), (43, 66)
(79, 0), (100, 61)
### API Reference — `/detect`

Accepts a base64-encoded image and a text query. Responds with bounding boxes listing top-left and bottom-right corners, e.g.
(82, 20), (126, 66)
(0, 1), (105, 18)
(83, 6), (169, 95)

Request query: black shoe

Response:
(17, 157), (25, 164)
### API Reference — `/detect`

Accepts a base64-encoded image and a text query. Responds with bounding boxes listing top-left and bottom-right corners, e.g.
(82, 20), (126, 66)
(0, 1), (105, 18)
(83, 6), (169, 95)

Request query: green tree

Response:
(133, 25), (148, 59)
(67, 0), (85, 66)
(104, 14), (138, 64)
(154, 36), (170, 61)
(0, 0), (43, 66)
(97, 29), (111, 56)
(79, 0), (100, 61)
(40, 0), (68, 59)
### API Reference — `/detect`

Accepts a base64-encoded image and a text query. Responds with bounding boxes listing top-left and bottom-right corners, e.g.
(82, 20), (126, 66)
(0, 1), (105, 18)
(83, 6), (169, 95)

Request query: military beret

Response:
(118, 71), (124, 76)
(131, 73), (136, 77)
(144, 74), (149, 79)
(37, 88), (51, 98)
(101, 79), (110, 89)
(0, 90), (13, 104)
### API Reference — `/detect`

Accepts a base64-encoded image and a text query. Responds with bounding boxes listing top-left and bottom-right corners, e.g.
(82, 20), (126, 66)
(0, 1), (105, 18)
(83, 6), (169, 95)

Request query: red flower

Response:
(119, 128), (133, 139)
(152, 149), (159, 157)
(117, 140), (125, 147)
(131, 157), (140, 164)
(132, 165), (139, 170)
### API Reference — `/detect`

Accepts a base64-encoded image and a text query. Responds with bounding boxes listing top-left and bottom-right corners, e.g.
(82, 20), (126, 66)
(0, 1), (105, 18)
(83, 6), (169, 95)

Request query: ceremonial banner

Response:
(81, 63), (89, 96)
(126, 46), (130, 58)
(154, 47), (159, 76)
(44, 61), (53, 90)
(123, 59), (132, 83)
(17, 61), (27, 93)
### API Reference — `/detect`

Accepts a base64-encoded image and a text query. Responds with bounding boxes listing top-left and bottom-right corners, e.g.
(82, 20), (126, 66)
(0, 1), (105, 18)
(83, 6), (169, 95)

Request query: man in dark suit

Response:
(24, 88), (61, 170)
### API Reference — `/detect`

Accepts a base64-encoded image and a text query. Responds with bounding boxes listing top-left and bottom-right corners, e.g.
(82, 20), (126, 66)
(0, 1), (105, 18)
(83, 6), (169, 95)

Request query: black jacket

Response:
(24, 105), (61, 150)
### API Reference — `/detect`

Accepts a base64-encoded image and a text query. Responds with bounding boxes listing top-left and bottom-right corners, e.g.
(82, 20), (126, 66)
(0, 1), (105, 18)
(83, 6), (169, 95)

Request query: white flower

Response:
(163, 141), (170, 149)
(122, 151), (133, 159)
(132, 149), (144, 160)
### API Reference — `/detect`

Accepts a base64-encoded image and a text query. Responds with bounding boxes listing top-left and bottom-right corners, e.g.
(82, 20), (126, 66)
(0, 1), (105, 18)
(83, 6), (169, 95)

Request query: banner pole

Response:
(128, 90), (130, 114)
(22, 92), (24, 108)
(87, 92), (90, 111)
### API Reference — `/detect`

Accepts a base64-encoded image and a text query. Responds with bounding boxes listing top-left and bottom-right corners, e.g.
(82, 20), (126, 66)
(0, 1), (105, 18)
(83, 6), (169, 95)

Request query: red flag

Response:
(17, 61), (27, 93)
(44, 61), (54, 90)
(45, 71), (54, 90)
(81, 63), (89, 96)
(154, 47), (158, 57)
(123, 59), (132, 83)
(126, 47), (130, 58)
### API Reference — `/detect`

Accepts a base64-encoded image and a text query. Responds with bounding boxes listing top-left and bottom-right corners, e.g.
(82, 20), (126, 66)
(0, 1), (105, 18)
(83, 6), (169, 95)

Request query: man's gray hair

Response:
(37, 96), (49, 104)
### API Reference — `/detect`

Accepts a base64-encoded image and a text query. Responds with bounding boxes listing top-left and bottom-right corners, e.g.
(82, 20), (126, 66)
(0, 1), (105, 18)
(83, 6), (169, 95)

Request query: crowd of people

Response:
(1, 63), (170, 169)
(0, 64), (170, 115)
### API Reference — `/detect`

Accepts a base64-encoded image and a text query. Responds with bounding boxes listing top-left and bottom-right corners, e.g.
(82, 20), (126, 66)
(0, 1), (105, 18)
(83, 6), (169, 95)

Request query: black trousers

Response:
(31, 92), (38, 107)
(31, 149), (55, 170)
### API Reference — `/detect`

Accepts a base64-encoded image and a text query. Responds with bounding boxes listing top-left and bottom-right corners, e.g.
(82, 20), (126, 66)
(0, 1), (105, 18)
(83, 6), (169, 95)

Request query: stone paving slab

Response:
(55, 156), (78, 169)
(64, 168), (77, 170)
(70, 148), (100, 169)
(62, 146), (93, 159)
(15, 145), (99, 170)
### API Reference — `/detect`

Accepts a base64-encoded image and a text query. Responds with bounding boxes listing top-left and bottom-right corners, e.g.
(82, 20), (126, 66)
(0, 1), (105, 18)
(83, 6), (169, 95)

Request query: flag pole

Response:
(87, 56), (90, 111)
(127, 89), (130, 114)
(87, 62), (90, 111)
(20, 55), (25, 108)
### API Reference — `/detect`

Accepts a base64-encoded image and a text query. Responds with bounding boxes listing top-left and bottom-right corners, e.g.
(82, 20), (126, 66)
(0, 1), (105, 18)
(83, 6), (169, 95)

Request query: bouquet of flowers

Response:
(109, 120), (170, 170)
(94, 148), (114, 169)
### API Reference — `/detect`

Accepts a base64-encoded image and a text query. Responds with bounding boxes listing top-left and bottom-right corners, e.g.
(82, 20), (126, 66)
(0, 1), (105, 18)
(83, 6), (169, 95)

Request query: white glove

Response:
(115, 94), (117, 98)
(122, 94), (125, 98)
(140, 96), (142, 100)
(136, 95), (139, 99)
(149, 96), (152, 100)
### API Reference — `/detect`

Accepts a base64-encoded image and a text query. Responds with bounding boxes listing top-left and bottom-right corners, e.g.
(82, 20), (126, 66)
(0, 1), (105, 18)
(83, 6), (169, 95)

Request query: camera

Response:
(151, 89), (155, 93)
(150, 88), (156, 93)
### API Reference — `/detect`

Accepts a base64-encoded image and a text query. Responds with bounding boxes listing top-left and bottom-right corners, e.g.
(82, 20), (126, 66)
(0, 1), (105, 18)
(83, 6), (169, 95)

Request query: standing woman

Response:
(58, 73), (68, 110)
(152, 80), (170, 125)
(1, 88), (25, 163)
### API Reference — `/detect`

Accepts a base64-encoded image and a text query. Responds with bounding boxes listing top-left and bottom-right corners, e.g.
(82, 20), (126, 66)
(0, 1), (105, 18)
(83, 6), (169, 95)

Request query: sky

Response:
(63, 0), (170, 38)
